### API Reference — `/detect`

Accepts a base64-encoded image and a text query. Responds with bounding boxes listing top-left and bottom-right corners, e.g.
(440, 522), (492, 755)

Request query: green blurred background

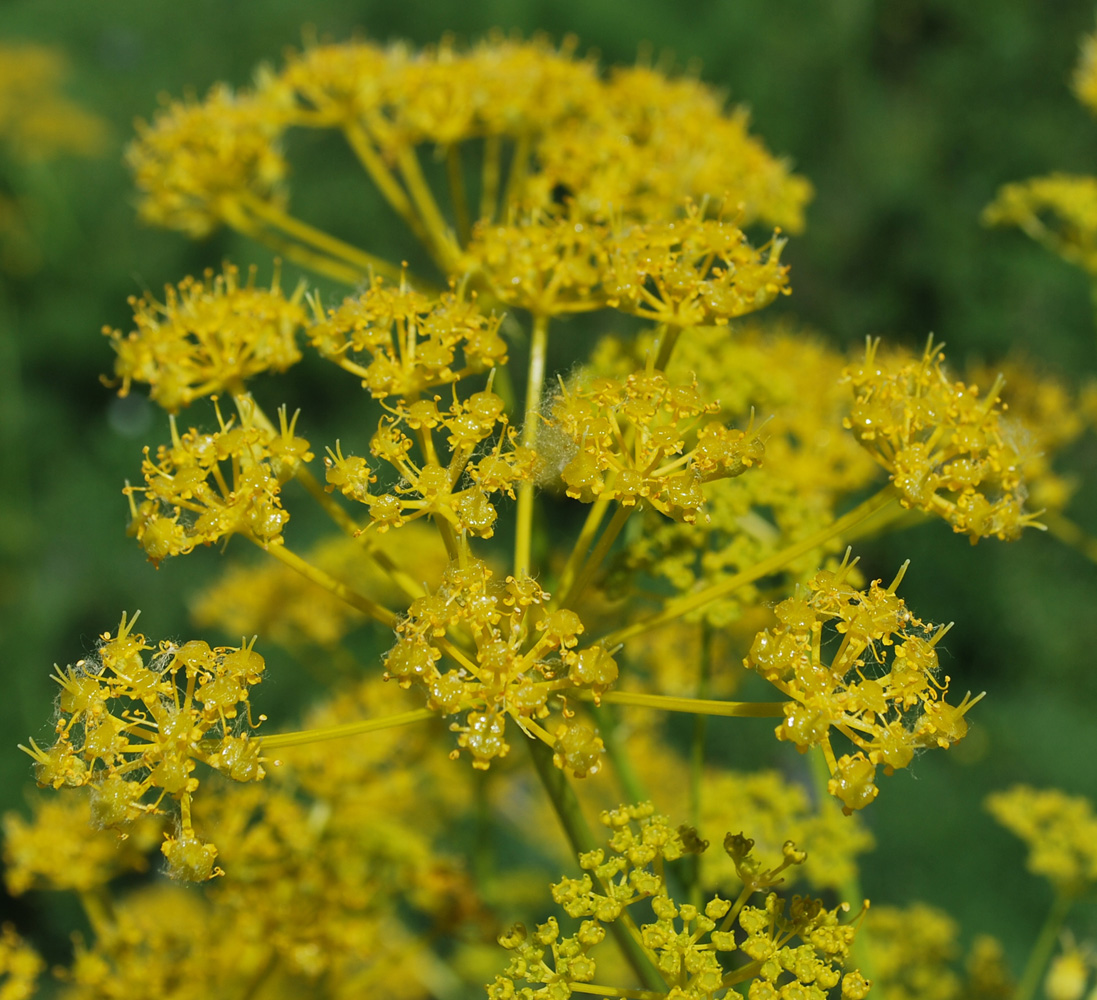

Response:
(2, 0), (1096, 979)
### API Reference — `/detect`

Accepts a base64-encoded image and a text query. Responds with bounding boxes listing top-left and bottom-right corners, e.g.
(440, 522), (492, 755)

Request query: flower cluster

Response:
(0, 923), (44, 1000)
(985, 786), (1097, 895)
(593, 321), (878, 626)
(552, 369), (763, 522)
(844, 338), (1038, 541)
(20, 613), (267, 881)
(3, 793), (159, 894)
(128, 36), (811, 249)
(491, 802), (868, 1000)
(105, 263), (306, 412)
(307, 276), (506, 397)
(126, 83), (290, 238)
(1075, 26), (1097, 116)
(15, 22), (1093, 1000)
(866, 903), (1012, 1000)
(465, 206), (789, 323)
(746, 558), (980, 812)
(985, 25), (1097, 281)
(325, 387), (535, 537)
(983, 174), (1097, 277)
(127, 399), (313, 564)
(385, 558), (615, 773)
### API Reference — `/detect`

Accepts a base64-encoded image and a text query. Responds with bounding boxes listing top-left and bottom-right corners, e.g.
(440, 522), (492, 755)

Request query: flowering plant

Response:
(3, 25), (1097, 1000)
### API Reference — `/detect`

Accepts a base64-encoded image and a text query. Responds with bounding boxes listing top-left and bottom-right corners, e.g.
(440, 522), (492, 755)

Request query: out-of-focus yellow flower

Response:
(0, 43), (107, 161)
(867, 903), (1012, 1000)
(1075, 28), (1097, 117)
(3, 793), (159, 895)
(127, 83), (290, 238)
(0, 42), (107, 274)
(983, 174), (1097, 276)
(986, 786), (1097, 895)
(193, 523), (449, 649)
(0, 923), (44, 1000)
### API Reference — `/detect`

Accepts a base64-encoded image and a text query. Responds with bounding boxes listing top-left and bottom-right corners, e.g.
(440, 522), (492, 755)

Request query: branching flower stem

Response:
(236, 193), (410, 284)
(260, 707), (434, 750)
(252, 537), (399, 628)
(808, 746), (874, 981)
(590, 691), (788, 719)
(555, 488), (615, 601)
(558, 504), (634, 610)
(601, 485), (902, 647)
(341, 120), (430, 245)
(480, 135), (502, 222)
(445, 143), (471, 246)
(231, 393), (426, 603)
(395, 145), (460, 272)
(1044, 511), (1097, 564)
(223, 205), (366, 286)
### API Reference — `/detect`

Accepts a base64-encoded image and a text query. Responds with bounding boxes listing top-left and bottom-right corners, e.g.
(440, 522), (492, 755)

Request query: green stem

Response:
(261, 707), (434, 750)
(559, 504), (634, 609)
(592, 691), (787, 718)
(601, 486), (900, 647)
(686, 622), (713, 908)
(1044, 511), (1097, 565)
(342, 120), (429, 244)
(237, 194), (408, 284)
(526, 739), (668, 994)
(480, 135), (502, 222)
(555, 491), (615, 601)
(446, 143), (471, 246)
(250, 535), (399, 628)
(396, 144), (460, 272)
(651, 323), (681, 373)
(1015, 890), (1073, 1000)
(808, 747), (873, 981)
(588, 703), (650, 806)
(515, 314), (550, 577)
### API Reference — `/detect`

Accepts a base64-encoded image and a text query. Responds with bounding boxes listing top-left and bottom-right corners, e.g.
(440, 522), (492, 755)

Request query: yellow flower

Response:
(20, 612), (268, 881)
(307, 275), (505, 397)
(983, 173), (1097, 277)
(127, 83), (290, 238)
(845, 338), (1040, 541)
(127, 398), (312, 564)
(746, 558), (981, 812)
(0, 42), (107, 161)
(106, 263), (306, 412)
(1074, 28), (1097, 117)
(986, 786), (1097, 894)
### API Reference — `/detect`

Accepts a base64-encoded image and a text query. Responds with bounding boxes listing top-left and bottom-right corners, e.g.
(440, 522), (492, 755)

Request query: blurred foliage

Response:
(2, 0), (1097, 978)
